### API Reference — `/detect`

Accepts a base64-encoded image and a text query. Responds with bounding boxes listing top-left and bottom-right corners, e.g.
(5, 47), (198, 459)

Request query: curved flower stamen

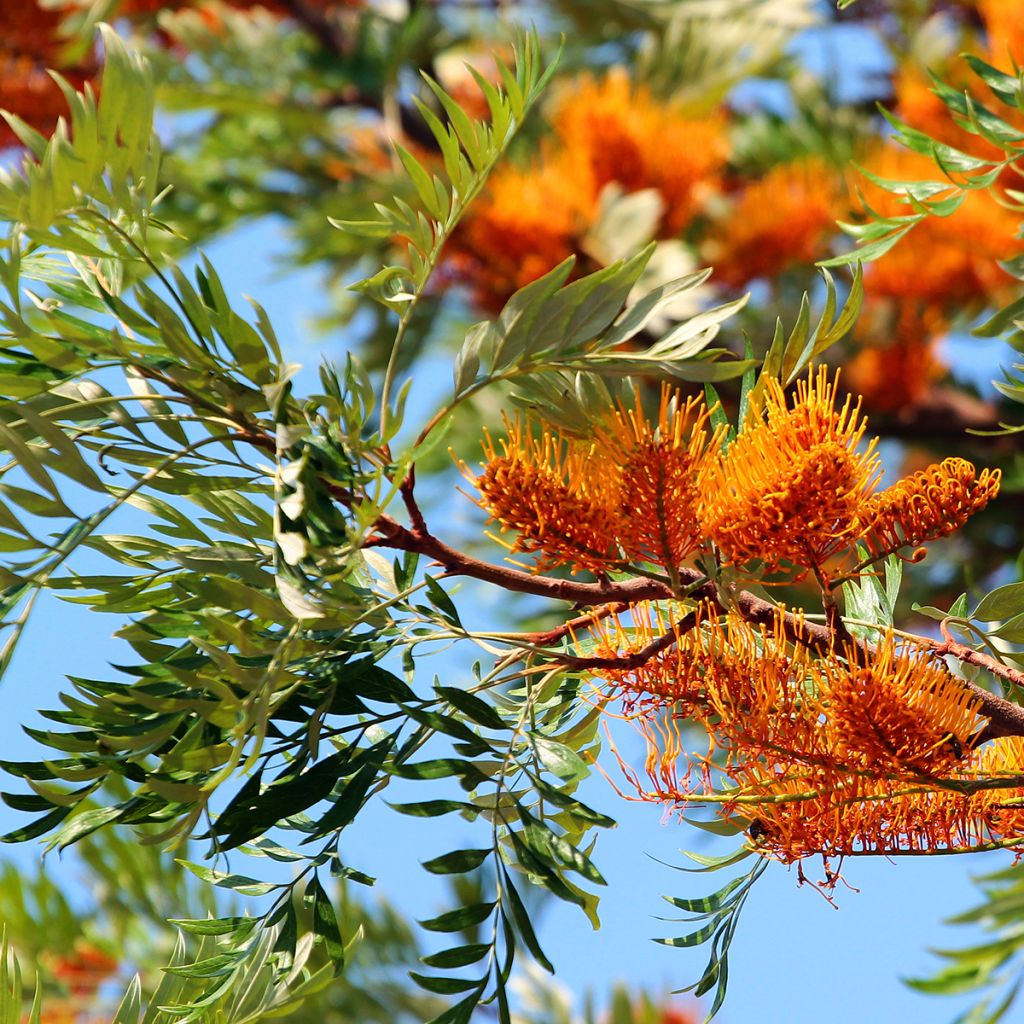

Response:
(859, 457), (1001, 556)
(697, 367), (881, 571)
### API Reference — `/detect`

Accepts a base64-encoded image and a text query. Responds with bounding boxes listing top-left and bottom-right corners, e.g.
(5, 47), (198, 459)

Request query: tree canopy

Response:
(1, 2), (1024, 1022)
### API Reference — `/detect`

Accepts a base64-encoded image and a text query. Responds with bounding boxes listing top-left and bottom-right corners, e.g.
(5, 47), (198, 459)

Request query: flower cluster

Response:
(448, 67), (730, 310)
(466, 369), (1000, 579)
(597, 602), (1024, 864)
(466, 370), (1008, 867)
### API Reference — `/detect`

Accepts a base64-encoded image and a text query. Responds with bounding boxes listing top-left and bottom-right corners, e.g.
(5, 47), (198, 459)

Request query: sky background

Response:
(1, 7), (1021, 1024)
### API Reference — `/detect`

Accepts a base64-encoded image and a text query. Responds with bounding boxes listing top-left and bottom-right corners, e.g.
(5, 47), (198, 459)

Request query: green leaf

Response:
(409, 973), (483, 996)
(421, 943), (491, 969)
(974, 583), (1024, 623)
(655, 920), (719, 947)
(422, 848), (492, 875)
(420, 902), (496, 933)
(309, 875), (345, 972)
(529, 735), (588, 781)
(176, 861), (278, 897)
(662, 875), (747, 915)
(435, 686), (506, 731)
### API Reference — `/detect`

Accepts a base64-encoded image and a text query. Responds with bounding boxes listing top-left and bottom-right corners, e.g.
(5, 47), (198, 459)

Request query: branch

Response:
(367, 491), (1024, 741)
(369, 512), (681, 605)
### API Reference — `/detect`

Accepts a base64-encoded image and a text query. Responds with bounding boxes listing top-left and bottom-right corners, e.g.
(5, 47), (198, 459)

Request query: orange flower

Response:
(49, 942), (119, 995)
(594, 389), (716, 568)
(703, 160), (841, 287)
(697, 367), (881, 572)
(598, 602), (821, 797)
(450, 68), (729, 309)
(817, 635), (983, 776)
(973, 736), (1024, 839)
(466, 415), (623, 573)
(977, 0), (1024, 69)
(466, 389), (717, 574)
(550, 68), (729, 236)
(696, 366), (1000, 571)
(738, 763), (981, 862)
(448, 146), (595, 312)
(845, 304), (947, 414)
(860, 457), (1001, 556)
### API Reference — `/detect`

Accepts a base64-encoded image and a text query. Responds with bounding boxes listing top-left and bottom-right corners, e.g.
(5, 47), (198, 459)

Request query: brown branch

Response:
(514, 603), (632, 648)
(369, 512), (682, 605)
(366, 490), (1024, 741)
(556, 607), (708, 671)
(926, 639), (1024, 742)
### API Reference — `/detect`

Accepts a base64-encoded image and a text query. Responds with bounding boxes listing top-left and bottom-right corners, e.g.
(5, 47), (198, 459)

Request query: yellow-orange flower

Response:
(466, 389), (718, 574)
(973, 736), (1024, 839)
(594, 389), (716, 568)
(860, 457), (1001, 555)
(846, 304), (948, 414)
(697, 367), (881, 571)
(817, 635), (984, 776)
(550, 68), (729, 236)
(703, 160), (841, 287)
(467, 416), (622, 573)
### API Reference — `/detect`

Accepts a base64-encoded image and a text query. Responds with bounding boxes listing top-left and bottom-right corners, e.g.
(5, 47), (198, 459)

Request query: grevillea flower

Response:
(596, 602), (822, 796)
(858, 144), (1022, 308)
(696, 367), (882, 572)
(703, 159), (842, 288)
(448, 147), (596, 311)
(549, 68), (729, 236)
(816, 635), (984, 776)
(736, 764), (981, 862)
(973, 736), (1024, 839)
(467, 416), (623, 572)
(845, 304), (948, 414)
(466, 389), (720, 574)
(859, 457), (1001, 556)
(593, 389), (716, 568)
(593, 598), (1022, 863)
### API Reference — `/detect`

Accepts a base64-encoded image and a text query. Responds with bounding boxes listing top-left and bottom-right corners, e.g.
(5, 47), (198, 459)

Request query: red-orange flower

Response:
(0, 3), (97, 148)
(550, 68), (729, 236)
(703, 160), (841, 287)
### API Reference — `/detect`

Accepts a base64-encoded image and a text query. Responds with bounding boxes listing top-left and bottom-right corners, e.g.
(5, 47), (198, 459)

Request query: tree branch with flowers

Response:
(2, 3), (1024, 1024)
